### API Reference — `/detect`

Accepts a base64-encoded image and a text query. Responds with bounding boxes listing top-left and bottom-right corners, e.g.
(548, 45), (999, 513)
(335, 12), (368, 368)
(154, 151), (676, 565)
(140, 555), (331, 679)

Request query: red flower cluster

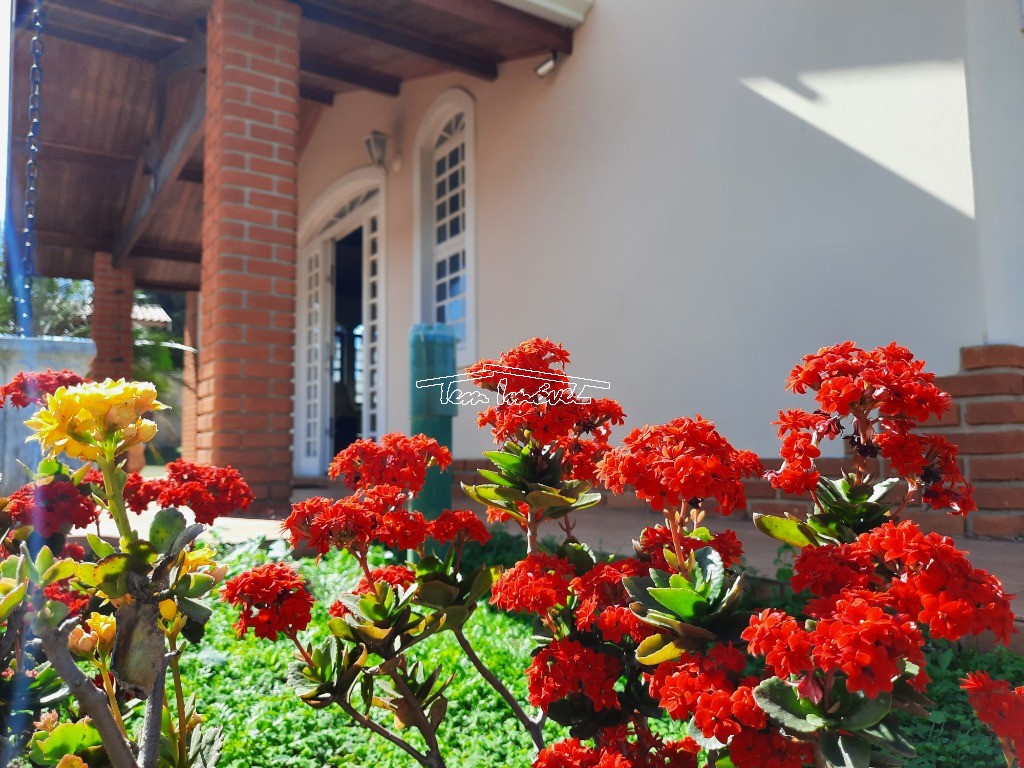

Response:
(284, 486), (428, 557)
(221, 563), (314, 641)
(44, 579), (90, 616)
(727, 730), (813, 768)
(961, 672), (1024, 759)
(354, 564), (416, 596)
(428, 509), (490, 547)
(87, 462), (253, 523)
(467, 338), (626, 482)
(768, 343), (973, 514)
(0, 369), (87, 408)
(533, 735), (699, 768)
(649, 646), (766, 744)
(527, 638), (622, 712)
(637, 526), (744, 570)
(328, 433), (451, 494)
(598, 416), (761, 514)
(6, 479), (99, 537)
(571, 559), (653, 643)
(490, 552), (574, 615)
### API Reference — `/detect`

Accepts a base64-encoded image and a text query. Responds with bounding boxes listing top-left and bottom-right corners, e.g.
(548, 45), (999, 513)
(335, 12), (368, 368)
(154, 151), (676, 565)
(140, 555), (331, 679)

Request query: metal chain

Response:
(14, 0), (44, 335)
(23, 0), (44, 276)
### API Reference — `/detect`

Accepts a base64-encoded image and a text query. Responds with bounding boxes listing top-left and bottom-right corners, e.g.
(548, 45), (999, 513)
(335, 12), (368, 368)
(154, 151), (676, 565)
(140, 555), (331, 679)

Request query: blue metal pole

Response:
(409, 324), (457, 519)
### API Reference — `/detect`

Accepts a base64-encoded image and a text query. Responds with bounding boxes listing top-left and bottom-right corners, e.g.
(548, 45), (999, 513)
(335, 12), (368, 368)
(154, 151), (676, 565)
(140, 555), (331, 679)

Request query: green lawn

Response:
(184, 539), (1022, 768)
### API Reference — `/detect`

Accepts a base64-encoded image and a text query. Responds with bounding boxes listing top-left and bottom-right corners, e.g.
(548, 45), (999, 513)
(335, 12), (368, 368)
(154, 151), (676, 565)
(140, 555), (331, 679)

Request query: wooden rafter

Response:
(10, 140), (136, 174)
(112, 81), (206, 266)
(407, 0), (572, 54)
(300, 54), (400, 96)
(296, 0), (500, 80)
(50, 0), (193, 44)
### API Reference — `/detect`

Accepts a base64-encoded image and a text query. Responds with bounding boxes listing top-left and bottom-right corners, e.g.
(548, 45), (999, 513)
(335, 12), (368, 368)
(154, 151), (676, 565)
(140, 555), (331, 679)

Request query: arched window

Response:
(414, 90), (476, 365)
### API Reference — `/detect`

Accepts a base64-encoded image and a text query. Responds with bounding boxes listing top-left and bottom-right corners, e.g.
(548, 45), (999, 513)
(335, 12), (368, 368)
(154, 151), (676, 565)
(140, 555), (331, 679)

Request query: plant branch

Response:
(337, 697), (432, 767)
(454, 628), (544, 750)
(386, 671), (445, 767)
(138, 654), (170, 768)
(38, 619), (139, 768)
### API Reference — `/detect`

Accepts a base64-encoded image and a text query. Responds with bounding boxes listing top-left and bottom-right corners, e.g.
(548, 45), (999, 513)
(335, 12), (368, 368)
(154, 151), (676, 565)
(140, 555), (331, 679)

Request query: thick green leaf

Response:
(857, 718), (916, 759)
(41, 559), (77, 587)
(177, 597), (212, 624)
(177, 573), (218, 599)
(635, 633), (695, 665)
(648, 583), (709, 622)
(753, 677), (827, 734)
(693, 547), (725, 603)
(150, 507), (187, 554)
(818, 732), (871, 768)
(475, 469), (518, 488)
(86, 533), (115, 559)
(839, 692), (892, 731)
(482, 450), (529, 476)
(29, 721), (102, 764)
(752, 513), (818, 548)
(0, 582), (27, 621)
(34, 546), (54, 578)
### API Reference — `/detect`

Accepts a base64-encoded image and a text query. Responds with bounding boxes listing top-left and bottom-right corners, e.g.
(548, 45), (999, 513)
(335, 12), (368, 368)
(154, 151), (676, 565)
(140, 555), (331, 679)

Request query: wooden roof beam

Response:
(48, 0), (194, 44)
(10, 141), (136, 174)
(295, 1), (499, 81)
(112, 81), (206, 266)
(31, 22), (164, 60)
(300, 55), (400, 96)
(407, 0), (572, 54)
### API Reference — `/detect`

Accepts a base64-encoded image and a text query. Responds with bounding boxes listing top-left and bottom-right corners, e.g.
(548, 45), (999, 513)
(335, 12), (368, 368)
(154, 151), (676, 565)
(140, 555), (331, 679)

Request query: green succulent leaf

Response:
(86, 533), (115, 559)
(0, 582), (27, 622)
(839, 691), (892, 731)
(753, 677), (828, 734)
(752, 513), (819, 548)
(150, 507), (188, 554)
(818, 731), (872, 768)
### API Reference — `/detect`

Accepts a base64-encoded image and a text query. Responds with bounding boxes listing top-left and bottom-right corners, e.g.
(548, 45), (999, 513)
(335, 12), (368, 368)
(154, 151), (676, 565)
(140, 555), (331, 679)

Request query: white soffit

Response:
(494, 0), (594, 29)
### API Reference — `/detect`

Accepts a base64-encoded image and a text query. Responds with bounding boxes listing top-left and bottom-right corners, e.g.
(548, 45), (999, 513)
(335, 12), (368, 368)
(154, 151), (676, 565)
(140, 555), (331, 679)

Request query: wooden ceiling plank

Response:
(113, 81), (206, 266)
(407, 0), (572, 54)
(296, 1), (499, 80)
(35, 23), (164, 61)
(10, 140), (136, 173)
(50, 0), (194, 44)
(131, 244), (201, 263)
(299, 54), (400, 96)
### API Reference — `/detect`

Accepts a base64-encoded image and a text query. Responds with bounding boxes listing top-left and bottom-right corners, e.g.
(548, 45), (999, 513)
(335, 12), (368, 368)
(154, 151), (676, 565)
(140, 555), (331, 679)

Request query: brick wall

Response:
(89, 252), (134, 381)
(448, 346), (1024, 540)
(197, 0), (300, 513)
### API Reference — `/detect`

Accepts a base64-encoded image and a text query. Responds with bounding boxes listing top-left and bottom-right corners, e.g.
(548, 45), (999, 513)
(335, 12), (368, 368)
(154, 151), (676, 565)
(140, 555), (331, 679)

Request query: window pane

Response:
(449, 194), (460, 213)
(436, 282), (447, 301)
(449, 276), (461, 296)
(436, 260), (447, 279)
(448, 148), (459, 166)
(370, 259), (377, 277)
(436, 181), (445, 199)
(448, 253), (460, 273)
(435, 158), (446, 176)
(449, 297), (464, 321)
(449, 217), (461, 237)
(448, 171), (459, 190)
(436, 305), (445, 322)
(370, 238), (378, 255)
(436, 202), (446, 221)
(436, 225), (447, 244)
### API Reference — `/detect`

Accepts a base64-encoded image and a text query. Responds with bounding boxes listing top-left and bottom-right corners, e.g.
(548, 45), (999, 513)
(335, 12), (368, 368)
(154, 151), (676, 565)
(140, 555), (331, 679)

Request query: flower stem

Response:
(289, 633), (316, 668)
(168, 636), (188, 767)
(99, 662), (128, 737)
(98, 453), (133, 541)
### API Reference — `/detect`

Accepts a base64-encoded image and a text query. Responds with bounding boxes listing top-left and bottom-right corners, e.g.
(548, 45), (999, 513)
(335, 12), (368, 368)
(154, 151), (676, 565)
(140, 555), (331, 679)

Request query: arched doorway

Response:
(294, 167), (386, 477)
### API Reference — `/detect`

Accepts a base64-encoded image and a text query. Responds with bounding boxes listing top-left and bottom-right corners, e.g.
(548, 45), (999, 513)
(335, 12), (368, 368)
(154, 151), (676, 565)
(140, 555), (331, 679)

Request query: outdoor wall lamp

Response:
(364, 131), (389, 169)
(534, 50), (559, 78)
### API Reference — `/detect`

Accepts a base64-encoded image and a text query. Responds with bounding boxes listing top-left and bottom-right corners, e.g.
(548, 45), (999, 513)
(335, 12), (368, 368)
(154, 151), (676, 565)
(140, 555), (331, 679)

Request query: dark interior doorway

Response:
(332, 228), (363, 453)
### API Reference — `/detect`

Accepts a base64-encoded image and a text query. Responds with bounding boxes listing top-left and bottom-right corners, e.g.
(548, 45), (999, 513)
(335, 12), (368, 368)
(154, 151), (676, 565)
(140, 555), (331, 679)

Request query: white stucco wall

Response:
(300, 1), (996, 460)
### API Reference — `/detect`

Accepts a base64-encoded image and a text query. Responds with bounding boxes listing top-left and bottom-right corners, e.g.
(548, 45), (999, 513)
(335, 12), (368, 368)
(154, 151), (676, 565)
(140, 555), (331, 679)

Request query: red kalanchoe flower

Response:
(571, 559), (652, 643)
(354, 565), (416, 596)
(328, 432), (451, 494)
(152, 460), (253, 525)
(527, 638), (622, 712)
(741, 609), (813, 680)
(961, 671), (1024, 759)
(533, 739), (602, 768)
(598, 416), (761, 514)
(637, 526), (744, 571)
(44, 579), (90, 617)
(0, 369), (88, 408)
(305, 497), (377, 557)
(728, 729), (813, 768)
(491, 552), (574, 615)
(467, 338), (625, 481)
(6, 479), (98, 537)
(222, 562), (314, 641)
(429, 509), (491, 546)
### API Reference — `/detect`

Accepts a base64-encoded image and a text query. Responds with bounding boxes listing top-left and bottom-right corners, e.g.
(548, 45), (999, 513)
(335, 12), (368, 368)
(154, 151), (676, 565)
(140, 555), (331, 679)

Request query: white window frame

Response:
(294, 167), (387, 476)
(413, 88), (478, 367)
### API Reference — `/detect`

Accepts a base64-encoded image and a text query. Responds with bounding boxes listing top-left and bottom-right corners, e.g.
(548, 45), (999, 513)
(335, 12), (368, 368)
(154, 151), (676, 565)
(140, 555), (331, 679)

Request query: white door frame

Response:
(294, 167), (387, 476)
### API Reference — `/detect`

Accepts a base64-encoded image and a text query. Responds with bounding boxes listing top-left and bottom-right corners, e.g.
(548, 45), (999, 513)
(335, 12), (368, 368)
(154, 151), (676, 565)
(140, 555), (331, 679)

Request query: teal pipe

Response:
(409, 324), (457, 519)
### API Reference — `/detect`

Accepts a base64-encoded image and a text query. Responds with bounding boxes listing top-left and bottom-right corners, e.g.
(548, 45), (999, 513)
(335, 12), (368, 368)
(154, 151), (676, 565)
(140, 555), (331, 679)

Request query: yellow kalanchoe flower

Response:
(86, 611), (117, 656)
(25, 379), (166, 461)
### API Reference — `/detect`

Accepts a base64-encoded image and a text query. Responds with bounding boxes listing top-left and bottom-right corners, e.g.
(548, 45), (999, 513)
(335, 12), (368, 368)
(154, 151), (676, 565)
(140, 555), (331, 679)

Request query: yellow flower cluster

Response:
(68, 612), (117, 659)
(25, 379), (166, 462)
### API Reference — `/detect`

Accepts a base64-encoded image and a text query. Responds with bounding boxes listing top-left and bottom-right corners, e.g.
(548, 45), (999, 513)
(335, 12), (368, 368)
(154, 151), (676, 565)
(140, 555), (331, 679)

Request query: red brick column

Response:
(180, 291), (199, 461)
(89, 252), (134, 381)
(199, 0), (299, 513)
(930, 345), (1024, 538)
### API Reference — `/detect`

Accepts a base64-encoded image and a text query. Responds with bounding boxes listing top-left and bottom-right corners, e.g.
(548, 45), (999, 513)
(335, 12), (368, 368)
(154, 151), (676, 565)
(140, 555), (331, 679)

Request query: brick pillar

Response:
(180, 291), (199, 461)
(89, 252), (134, 381)
(199, 0), (300, 513)
(929, 345), (1024, 538)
